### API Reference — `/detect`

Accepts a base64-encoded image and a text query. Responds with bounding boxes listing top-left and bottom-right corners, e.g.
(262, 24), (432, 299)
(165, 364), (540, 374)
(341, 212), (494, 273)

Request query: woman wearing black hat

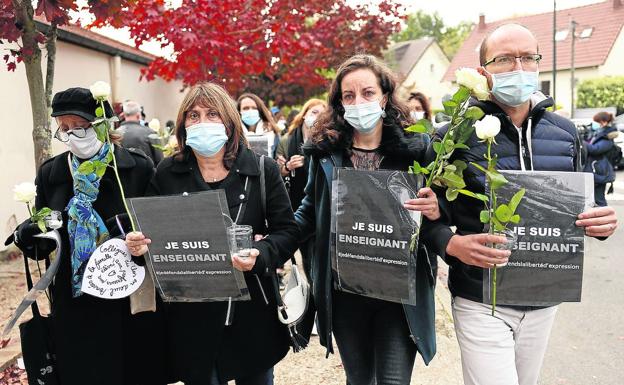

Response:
(9, 87), (167, 385)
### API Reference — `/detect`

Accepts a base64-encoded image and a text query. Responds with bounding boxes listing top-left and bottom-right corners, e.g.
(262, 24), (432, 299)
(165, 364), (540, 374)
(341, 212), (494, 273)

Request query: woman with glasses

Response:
(8, 87), (167, 385)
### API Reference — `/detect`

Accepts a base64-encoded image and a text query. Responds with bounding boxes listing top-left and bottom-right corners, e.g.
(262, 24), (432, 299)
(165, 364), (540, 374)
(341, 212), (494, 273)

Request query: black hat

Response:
(51, 87), (114, 122)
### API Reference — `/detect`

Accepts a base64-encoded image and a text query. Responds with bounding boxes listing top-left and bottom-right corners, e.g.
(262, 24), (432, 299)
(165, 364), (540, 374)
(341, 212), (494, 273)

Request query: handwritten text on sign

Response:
(81, 238), (146, 299)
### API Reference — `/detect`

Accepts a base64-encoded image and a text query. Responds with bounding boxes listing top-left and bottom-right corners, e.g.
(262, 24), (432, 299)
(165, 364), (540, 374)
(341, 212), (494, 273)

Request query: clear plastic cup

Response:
(227, 225), (253, 259)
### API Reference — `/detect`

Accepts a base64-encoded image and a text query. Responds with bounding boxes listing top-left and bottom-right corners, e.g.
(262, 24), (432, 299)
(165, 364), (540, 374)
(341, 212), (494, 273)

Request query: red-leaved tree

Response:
(113, 0), (405, 106)
(1, 0), (134, 168)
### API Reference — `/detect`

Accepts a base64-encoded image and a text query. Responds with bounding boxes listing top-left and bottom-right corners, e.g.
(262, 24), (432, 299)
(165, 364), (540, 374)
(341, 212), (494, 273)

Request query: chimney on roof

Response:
(478, 14), (486, 30)
(615, 0), (623, 9)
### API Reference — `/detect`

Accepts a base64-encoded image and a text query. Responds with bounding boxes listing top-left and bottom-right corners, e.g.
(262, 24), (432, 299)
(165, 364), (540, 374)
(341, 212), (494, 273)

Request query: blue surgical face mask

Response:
(241, 109), (261, 126)
(489, 70), (539, 107)
(185, 122), (229, 157)
(343, 99), (384, 134)
(591, 121), (601, 131)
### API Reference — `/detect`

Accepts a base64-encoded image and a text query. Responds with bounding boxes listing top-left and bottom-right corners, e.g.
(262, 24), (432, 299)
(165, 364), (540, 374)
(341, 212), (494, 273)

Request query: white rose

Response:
(148, 118), (161, 132)
(456, 68), (490, 100)
(474, 115), (501, 140)
(13, 182), (37, 203)
(89, 81), (111, 100)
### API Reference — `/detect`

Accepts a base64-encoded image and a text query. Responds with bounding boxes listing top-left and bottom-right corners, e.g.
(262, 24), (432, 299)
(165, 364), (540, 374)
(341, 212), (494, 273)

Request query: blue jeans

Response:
(332, 291), (417, 385)
(595, 183), (607, 206)
(208, 367), (274, 385)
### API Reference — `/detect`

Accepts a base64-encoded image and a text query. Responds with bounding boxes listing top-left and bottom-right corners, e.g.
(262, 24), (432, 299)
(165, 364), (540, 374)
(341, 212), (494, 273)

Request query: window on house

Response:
(555, 30), (569, 41)
(579, 28), (593, 39)
(540, 80), (551, 96)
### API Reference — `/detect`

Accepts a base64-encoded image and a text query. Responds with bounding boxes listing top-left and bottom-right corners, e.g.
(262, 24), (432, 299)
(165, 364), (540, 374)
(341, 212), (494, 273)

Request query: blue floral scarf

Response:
(66, 143), (111, 297)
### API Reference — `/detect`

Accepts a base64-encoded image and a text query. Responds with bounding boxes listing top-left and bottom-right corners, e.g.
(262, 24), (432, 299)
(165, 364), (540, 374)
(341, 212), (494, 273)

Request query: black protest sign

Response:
(247, 135), (271, 156)
(484, 171), (593, 306)
(127, 191), (249, 302)
(331, 168), (422, 305)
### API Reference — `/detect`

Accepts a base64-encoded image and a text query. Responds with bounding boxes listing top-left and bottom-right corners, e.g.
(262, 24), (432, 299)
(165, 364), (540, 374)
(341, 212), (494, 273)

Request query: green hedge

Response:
(577, 76), (624, 115)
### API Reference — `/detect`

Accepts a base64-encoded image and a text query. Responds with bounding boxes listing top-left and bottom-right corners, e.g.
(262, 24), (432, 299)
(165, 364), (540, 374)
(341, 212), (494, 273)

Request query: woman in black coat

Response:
(10, 87), (167, 385)
(294, 54), (441, 385)
(126, 83), (298, 385)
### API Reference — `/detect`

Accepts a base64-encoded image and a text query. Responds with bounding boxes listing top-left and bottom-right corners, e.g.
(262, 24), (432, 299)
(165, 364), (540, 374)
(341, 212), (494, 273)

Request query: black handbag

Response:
(19, 253), (60, 385)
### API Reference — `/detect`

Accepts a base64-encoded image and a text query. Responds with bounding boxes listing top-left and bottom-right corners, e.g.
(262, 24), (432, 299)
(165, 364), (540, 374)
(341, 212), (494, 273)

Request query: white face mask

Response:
(410, 111), (425, 121)
(343, 99), (385, 134)
(65, 128), (103, 159)
(304, 115), (317, 129)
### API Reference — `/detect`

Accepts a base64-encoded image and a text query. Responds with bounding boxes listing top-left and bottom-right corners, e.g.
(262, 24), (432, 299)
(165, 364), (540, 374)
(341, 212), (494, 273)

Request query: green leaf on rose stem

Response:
(33, 207), (52, 221)
(480, 210), (490, 224)
(37, 219), (46, 233)
(420, 167), (430, 175)
(508, 188), (526, 214)
(105, 150), (113, 164)
(452, 86), (471, 104)
(405, 123), (428, 134)
(470, 162), (487, 174)
(488, 170), (508, 189)
(510, 214), (521, 224)
(95, 106), (104, 118)
(455, 119), (476, 144)
(465, 106), (485, 120)
(444, 164), (457, 172)
(495, 204), (512, 223)
(152, 144), (166, 151)
(94, 161), (107, 177)
(492, 217), (506, 232)
(446, 188), (459, 201)
(444, 139), (455, 152)
(432, 141), (444, 155)
(443, 100), (458, 116)
(454, 143), (470, 150)
(453, 160), (468, 172)
(459, 189), (489, 203)
(441, 171), (466, 189)
(77, 161), (95, 175)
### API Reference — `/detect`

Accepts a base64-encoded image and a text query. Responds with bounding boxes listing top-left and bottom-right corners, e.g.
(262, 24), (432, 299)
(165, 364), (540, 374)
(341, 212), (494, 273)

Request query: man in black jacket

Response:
(117, 100), (163, 165)
(428, 23), (618, 385)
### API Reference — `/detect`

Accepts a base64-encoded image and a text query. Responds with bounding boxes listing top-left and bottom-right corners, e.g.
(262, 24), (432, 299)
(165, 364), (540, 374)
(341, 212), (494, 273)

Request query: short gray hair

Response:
(123, 100), (141, 116)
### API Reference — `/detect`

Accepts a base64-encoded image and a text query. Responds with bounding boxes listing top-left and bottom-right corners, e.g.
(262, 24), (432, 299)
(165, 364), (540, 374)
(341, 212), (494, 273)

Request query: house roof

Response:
(443, 0), (624, 81)
(34, 16), (156, 65)
(387, 38), (436, 77)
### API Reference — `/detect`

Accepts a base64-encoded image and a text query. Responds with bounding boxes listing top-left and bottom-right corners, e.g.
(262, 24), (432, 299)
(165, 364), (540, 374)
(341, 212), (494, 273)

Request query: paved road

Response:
(539, 176), (624, 385)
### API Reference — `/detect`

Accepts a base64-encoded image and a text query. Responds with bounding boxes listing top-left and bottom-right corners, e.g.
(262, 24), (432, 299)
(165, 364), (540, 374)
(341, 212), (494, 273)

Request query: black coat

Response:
(147, 146), (298, 383)
(294, 126), (439, 364)
(426, 93), (582, 303)
(26, 147), (167, 385)
(118, 121), (164, 165)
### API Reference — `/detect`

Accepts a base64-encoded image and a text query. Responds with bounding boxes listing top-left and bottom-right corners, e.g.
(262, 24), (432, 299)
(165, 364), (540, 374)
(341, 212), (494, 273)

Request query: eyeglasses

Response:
(483, 54), (542, 70)
(54, 127), (90, 142)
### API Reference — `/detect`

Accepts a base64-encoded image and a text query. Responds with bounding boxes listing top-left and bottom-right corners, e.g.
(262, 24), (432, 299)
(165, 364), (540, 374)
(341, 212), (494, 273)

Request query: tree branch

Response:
(45, 21), (58, 111)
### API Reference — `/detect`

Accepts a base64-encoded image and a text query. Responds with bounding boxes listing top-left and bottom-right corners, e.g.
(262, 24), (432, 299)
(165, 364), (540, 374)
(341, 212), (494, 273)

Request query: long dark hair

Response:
(407, 91), (432, 121)
(236, 93), (280, 135)
(309, 54), (412, 152)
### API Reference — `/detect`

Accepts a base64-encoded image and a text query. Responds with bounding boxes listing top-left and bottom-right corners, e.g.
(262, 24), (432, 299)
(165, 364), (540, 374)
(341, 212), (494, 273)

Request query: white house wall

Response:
(0, 39), (186, 245)
(399, 44), (452, 110)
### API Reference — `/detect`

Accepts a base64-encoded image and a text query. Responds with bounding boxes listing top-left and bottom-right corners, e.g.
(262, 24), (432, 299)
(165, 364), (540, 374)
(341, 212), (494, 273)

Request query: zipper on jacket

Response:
(515, 125), (527, 171)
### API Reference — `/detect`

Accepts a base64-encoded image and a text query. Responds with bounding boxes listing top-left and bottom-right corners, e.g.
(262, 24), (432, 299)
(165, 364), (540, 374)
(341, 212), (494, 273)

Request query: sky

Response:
(84, 0), (606, 57)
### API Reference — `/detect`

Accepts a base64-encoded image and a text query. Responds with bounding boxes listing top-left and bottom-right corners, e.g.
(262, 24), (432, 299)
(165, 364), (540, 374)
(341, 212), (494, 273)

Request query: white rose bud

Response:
(13, 182), (37, 203)
(456, 68), (490, 100)
(474, 115), (501, 140)
(89, 81), (111, 100)
(148, 118), (161, 132)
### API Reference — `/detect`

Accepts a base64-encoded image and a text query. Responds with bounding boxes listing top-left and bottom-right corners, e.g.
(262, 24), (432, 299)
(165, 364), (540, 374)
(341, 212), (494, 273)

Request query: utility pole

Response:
(570, 19), (577, 119)
(552, 0), (557, 108)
